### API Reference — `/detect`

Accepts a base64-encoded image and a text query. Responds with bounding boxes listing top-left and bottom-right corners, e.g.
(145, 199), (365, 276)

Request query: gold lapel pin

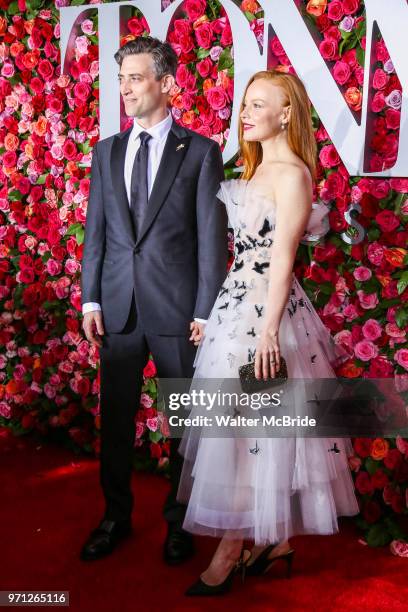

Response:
(176, 143), (185, 151)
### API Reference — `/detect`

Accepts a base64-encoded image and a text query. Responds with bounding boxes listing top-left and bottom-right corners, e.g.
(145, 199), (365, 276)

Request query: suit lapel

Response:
(135, 121), (191, 247)
(110, 120), (191, 246)
(110, 127), (136, 243)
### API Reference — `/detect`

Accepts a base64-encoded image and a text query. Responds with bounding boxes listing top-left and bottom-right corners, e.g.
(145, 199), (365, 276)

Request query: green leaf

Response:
(8, 1), (19, 15)
(397, 271), (408, 295)
(244, 11), (256, 22)
(395, 307), (408, 329)
(36, 175), (47, 185)
(356, 46), (365, 67)
(366, 522), (392, 547)
(66, 222), (82, 236)
(196, 48), (211, 60)
(218, 48), (233, 71)
(9, 190), (22, 201)
(365, 456), (380, 474)
(149, 431), (162, 443)
(76, 227), (85, 246)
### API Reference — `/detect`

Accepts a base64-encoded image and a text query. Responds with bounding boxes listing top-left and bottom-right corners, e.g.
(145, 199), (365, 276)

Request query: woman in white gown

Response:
(177, 69), (359, 596)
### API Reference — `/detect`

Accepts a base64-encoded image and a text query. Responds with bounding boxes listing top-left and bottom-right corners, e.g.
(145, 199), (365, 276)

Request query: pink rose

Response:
(206, 86), (229, 110)
(196, 57), (213, 78)
(385, 108), (401, 130)
(135, 422), (145, 439)
(348, 455), (362, 472)
(353, 266), (372, 281)
(367, 242), (385, 266)
(390, 540), (408, 558)
(371, 91), (385, 113)
(220, 23), (232, 46)
(0, 402), (11, 419)
(319, 38), (338, 60)
(195, 22), (214, 49)
(343, 303), (359, 320)
(354, 339), (379, 361)
(372, 68), (388, 90)
(362, 319), (382, 341)
(333, 61), (351, 85)
(319, 144), (340, 168)
(146, 417), (158, 432)
(357, 291), (379, 310)
(328, 0), (344, 20)
(394, 348), (408, 371)
(396, 435), (408, 455)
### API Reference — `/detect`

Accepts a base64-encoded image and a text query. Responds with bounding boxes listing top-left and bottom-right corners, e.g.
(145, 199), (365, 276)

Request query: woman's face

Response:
(240, 78), (290, 142)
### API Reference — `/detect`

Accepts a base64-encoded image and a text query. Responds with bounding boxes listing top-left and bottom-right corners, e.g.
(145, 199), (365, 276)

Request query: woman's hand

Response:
(255, 328), (281, 380)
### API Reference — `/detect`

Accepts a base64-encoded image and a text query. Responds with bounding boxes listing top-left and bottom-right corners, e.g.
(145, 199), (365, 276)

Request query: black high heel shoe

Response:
(245, 543), (295, 578)
(185, 549), (250, 596)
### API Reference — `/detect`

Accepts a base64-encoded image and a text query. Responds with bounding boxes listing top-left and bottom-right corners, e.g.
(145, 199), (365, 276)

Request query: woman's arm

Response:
(255, 165), (313, 380)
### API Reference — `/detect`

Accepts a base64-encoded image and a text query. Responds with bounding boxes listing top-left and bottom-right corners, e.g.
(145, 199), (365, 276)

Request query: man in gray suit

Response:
(80, 37), (228, 563)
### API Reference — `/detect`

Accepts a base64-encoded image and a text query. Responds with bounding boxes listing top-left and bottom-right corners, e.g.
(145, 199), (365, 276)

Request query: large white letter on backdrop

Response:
(60, 0), (408, 177)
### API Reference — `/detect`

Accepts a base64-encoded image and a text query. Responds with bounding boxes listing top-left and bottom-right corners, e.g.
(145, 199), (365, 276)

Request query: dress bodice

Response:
(216, 178), (330, 258)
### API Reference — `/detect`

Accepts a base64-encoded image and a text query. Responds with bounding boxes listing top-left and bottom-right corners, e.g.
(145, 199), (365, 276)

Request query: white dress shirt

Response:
(83, 112), (206, 324)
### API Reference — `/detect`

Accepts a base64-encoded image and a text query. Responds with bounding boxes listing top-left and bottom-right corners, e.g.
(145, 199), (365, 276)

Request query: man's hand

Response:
(83, 311), (105, 348)
(189, 321), (205, 346)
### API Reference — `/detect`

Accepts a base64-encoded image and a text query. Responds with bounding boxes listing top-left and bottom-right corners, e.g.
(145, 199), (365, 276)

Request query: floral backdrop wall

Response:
(0, 0), (407, 547)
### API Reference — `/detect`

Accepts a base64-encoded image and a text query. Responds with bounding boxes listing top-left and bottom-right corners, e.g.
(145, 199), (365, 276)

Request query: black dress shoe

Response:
(80, 519), (132, 561)
(163, 523), (194, 565)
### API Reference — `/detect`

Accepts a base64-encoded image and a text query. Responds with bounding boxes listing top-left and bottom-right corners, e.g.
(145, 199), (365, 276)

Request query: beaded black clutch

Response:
(238, 357), (288, 393)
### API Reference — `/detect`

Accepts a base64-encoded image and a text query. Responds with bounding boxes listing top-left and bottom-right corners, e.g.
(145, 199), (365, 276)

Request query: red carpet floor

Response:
(1, 434), (407, 612)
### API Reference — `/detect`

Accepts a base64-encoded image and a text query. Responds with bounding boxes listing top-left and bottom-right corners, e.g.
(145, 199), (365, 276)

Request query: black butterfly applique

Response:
(259, 217), (273, 237)
(235, 241), (245, 255)
(287, 298), (298, 318)
(233, 260), (244, 272)
(247, 327), (256, 337)
(249, 441), (261, 455)
(219, 287), (228, 298)
(328, 443), (340, 454)
(255, 305), (264, 318)
(253, 261), (270, 275)
(233, 292), (246, 303)
(218, 301), (229, 310)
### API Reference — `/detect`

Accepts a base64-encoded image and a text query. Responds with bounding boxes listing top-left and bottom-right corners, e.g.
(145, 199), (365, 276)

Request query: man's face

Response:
(119, 53), (168, 119)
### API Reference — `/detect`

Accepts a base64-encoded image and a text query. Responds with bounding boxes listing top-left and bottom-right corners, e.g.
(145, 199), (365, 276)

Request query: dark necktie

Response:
(130, 131), (152, 239)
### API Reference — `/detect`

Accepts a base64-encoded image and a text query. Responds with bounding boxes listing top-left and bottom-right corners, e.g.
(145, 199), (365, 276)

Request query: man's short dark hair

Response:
(114, 36), (178, 79)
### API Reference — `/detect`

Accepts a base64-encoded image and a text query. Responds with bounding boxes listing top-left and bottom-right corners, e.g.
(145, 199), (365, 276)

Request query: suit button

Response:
(134, 247), (140, 254)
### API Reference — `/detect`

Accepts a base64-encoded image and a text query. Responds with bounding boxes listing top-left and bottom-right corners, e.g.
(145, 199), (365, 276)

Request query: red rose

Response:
(371, 469), (389, 489)
(343, 0), (360, 15)
(375, 210), (400, 233)
(176, 64), (191, 88)
(73, 82), (91, 102)
(384, 448), (403, 470)
(128, 17), (149, 36)
(150, 442), (162, 459)
(184, 0), (206, 21)
(391, 493), (404, 514)
(143, 359), (157, 378)
(354, 438), (373, 458)
(270, 36), (285, 57)
(355, 471), (374, 495)
(62, 139), (77, 161)
(362, 500), (382, 523)
(385, 108), (401, 130)
(2, 150), (17, 167)
(220, 23), (232, 47)
(37, 59), (54, 81)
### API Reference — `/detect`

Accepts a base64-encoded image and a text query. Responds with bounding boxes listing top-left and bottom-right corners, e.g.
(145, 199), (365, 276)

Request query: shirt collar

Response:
(131, 111), (172, 142)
